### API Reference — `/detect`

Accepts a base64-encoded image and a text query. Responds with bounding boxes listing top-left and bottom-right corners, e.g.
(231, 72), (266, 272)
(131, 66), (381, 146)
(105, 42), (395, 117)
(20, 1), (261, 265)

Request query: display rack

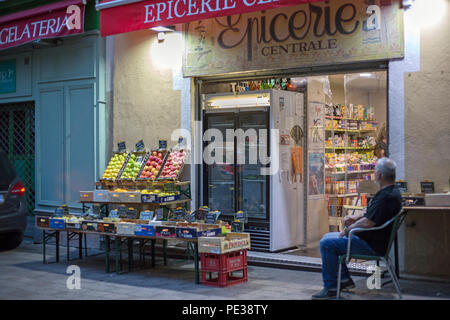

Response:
(325, 104), (377, 232)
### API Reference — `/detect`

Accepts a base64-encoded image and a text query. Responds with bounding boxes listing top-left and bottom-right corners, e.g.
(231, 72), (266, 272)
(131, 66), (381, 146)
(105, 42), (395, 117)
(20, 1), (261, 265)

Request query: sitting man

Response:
(312, 157), (402, 300)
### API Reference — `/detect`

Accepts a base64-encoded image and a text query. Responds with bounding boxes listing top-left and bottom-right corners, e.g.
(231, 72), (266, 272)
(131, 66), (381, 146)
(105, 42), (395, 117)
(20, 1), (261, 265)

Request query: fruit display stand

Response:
(35, 214), (241, 284)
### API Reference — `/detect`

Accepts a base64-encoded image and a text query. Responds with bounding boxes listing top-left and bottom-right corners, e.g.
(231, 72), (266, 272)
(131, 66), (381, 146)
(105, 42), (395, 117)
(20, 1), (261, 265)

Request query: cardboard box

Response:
(122, 191), (141, 203)
(425, 193), (450, 207)
(198, 233), (251, 254)
(117, 222), (136, 236)
(97, 222), (116, 233)
(79, 191), (93, 202)
(66, 222), (82, 230)
(93, 190), (109, 202)
(141, 193), (158, 203)
(81, 221), (99, 232)
(49, 218), (65, 230)
(134, 224), (155, 237)
(108, 191), (123, 202)
(36, 216), (50, 228)
(155, 225), (176, 238)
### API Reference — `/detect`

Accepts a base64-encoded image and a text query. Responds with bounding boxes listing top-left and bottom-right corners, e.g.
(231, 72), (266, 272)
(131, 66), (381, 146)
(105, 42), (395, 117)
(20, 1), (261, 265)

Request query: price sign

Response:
(420, 181), (434, 194)
(140, 211), (154, 220)
(231, 221), (244, 232)
(118, 205), (127, 218)
(185, 212), (195, 223)
(135, 140), (145, 152)
(155, 208), (164, 221)
(234, 211), (247, 223)
(396, 181), (408, 194)
(159, 140), (167, 150)
(118, 141), (126, 152)
(205, 213), (217, 224)
(126, 207), (138, 219)
(109, 210), (118, 218)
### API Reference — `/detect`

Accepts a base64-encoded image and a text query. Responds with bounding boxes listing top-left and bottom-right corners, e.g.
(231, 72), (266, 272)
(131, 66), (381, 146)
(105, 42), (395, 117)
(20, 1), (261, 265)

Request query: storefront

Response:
(98, 0), (450, 277)
(0, 0), (107, 237)
(97, 0), (403, 255)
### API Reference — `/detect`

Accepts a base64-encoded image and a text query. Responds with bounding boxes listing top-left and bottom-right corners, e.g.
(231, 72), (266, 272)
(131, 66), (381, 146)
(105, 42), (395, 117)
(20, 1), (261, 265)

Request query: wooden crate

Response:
(198, 232), (250, 254)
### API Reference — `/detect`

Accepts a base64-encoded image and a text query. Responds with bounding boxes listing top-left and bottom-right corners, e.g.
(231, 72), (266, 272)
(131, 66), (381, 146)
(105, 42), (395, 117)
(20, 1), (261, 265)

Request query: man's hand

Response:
(338, 230), (346, 238)
(343, 215), (356, 227)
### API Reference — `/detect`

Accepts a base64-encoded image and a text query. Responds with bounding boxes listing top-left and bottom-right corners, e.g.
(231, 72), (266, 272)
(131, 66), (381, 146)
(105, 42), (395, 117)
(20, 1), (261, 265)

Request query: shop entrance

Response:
(0, 102), (36, 217)
(197, 68), (388, 259)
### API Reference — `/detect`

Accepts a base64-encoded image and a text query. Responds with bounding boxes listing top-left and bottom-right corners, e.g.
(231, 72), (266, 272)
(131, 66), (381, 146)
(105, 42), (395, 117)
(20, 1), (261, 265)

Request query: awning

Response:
(0, 0), (85, 50)
(98, 0), (326, 37)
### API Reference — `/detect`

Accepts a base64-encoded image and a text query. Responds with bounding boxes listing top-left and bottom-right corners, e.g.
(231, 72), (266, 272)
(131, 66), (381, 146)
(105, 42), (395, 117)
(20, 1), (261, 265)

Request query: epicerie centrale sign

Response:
(183, 0), (404, 76)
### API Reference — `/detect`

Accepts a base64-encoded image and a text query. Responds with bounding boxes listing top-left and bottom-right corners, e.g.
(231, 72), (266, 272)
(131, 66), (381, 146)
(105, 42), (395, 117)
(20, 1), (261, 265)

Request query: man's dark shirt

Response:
(358, 185), (402, 255)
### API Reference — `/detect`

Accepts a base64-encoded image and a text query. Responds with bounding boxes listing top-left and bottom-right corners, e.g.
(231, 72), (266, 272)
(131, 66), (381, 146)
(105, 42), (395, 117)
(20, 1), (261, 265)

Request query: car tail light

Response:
(11, 181), (25, 197)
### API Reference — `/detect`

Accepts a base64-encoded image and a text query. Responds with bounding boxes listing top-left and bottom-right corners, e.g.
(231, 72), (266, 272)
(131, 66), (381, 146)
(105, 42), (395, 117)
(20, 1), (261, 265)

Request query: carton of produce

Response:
(198, 232), (251, 254)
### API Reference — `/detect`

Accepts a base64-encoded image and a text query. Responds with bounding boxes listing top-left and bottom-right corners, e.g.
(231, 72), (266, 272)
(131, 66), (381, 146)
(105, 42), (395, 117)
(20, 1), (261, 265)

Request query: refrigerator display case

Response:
(202, 90), (305, 251)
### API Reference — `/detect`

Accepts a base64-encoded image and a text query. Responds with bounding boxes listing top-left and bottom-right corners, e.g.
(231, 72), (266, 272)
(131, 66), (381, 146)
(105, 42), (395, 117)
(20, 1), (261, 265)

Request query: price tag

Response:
(396, 181), (408, 193)
(420, 181), (434, 194)
(118, 205), (127, 218)
(126, 207), (137, 219)
(234, 211), (247, 223)
(135, 140), (145, 152)
(155, 208), (164, 221)
(185, 212), (195, 223)
(118, 141), (126, 152)
(231, 221), (244, 232)
(109, 210), (118, 218)
(159, 140), (167, 150)
(205, 213), (218, 224)
(140, 211), (154, 220)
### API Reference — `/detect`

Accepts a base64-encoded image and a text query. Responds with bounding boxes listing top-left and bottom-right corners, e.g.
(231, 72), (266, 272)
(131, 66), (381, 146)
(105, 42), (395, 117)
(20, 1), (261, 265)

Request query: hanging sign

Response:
(183, 0), (403, 76)
(99, 0), (324, 37)
(0, 0), (85, 51)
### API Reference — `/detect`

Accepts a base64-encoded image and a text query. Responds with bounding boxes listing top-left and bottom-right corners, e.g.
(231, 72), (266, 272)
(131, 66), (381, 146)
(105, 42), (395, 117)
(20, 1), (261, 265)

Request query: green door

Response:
(0, 102), (35, 216)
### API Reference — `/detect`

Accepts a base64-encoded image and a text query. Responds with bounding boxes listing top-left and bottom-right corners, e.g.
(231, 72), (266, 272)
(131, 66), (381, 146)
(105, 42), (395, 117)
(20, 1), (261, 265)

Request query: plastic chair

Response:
(336, 208), (407, 299)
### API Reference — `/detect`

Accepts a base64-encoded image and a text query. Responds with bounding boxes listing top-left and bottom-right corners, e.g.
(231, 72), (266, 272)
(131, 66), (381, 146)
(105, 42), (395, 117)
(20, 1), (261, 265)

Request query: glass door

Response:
(204, 114), (236, 216)
(237, 112), (269, 220)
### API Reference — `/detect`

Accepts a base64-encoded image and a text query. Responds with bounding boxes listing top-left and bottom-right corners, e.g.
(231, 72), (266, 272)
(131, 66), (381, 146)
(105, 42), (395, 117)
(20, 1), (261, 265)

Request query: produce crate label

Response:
(155, 226), (176, 238)
(135, 224), (155, 236)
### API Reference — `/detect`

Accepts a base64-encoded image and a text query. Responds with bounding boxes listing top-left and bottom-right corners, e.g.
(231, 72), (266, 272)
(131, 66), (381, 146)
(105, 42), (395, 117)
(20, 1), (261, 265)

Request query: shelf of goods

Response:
(324, 104), (378, 232)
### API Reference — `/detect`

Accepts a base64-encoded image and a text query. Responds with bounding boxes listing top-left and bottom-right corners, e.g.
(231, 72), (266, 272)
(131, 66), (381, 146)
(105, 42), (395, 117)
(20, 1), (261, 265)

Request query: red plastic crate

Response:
(201, 268), (248, 287)
(200, 250), (247, 273)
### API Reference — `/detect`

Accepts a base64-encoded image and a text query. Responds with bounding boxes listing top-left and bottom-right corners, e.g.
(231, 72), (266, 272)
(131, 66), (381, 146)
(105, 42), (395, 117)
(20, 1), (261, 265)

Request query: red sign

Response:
(100, 0), (325, 37)
(0, 0), (84, 50)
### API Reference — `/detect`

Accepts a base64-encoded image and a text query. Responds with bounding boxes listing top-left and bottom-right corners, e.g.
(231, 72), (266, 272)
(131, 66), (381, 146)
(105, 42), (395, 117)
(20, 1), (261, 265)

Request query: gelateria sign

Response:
(183, 0), (404, 77)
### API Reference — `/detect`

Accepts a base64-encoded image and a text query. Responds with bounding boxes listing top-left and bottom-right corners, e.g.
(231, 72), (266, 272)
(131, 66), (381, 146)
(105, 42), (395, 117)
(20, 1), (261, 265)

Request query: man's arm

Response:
(343, 209), (367, 227)
(340, 216), (375, 237)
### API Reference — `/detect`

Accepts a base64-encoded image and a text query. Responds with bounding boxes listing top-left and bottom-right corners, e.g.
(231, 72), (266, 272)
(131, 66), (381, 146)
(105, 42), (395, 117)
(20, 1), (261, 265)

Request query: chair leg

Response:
(383, 257), (402, 299)
(337, 262), (342, 300)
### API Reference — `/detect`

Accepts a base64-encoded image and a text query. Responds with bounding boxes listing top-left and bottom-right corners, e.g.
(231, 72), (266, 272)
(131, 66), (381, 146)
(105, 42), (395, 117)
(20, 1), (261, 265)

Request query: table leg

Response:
(105, 236), (110, 273)
(56, 231), (60, 263)
(66, 232), (70, 261)
(43, 230), (46, 264)
(128, 238), (133, 272)
(84, 233), (88, 256)
(194, 242), (199, 285)
(163, 239), (167, 266)
(115, 237), (120, 274)
(79, 233), (83, 259)
(151, 239), (155, 267)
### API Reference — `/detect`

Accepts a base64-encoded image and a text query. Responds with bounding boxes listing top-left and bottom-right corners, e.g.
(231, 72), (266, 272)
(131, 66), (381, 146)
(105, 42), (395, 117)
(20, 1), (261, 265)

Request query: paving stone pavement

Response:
(0, 238), (449, 300)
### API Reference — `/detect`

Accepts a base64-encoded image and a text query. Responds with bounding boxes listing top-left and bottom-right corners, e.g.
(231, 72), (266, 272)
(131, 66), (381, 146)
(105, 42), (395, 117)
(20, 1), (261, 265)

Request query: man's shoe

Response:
(340, 278), (355, 291)
(311, 288), (337, 300)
